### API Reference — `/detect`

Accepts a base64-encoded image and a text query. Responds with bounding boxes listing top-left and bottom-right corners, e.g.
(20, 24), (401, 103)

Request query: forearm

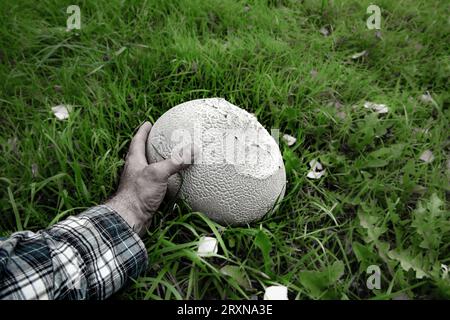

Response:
(105, 194), (149, 237)
(0, 206), (148, 300)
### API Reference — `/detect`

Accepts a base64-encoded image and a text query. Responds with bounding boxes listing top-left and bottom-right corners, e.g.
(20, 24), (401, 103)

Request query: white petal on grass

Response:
(307, 169), (326, 179)
(419, 150), (434, 163)
(351, 50), (367, 59)
(264, 285), (288, 300)
(364, 101), (389, 114)
(419, 92), (437, 106)
(412, 128), (430, 136)
(441, 264), (448, 279)
(197, 236), (218, 257)
(307, 159), (326, 179)
(51, 105), (72, 120)
(319, 26), (330, 36)
(282, 134), (297, 146)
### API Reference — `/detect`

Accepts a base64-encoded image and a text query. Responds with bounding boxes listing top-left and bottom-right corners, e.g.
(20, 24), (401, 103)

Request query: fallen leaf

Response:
(7, 137), (18, 153)
(319, 26), (331, 36)
(191, 61), (198, 73)
(307, 159), (326, 179)
(441, 264), (448, 279)
(412, 185), (427, 194)
(197, 236), (218, 257)
(31, 163), (38, 178)
(375, 30), (383, 39)
(419, 92), (437, 106)
(419, 150), (434, 163)
(351, 50), (367, 59)
(264, 285), (288, 300)
(412, 128), (430, 136)
(414, 43), (424, 51)
(310, 69), (318, 78)
(282, 134), (297, 146)
(336, 111), (346, 120)
(364, 101), (389, 114)
(51, 105), (73, 120)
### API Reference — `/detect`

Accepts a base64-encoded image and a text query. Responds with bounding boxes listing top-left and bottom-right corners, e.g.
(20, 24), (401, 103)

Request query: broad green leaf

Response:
(283, 148), (301, 173)
(356, 144), (404, 169)
(299, 261), (345, 299)
(412, 193), (448, 251)
(387, 249), (428, 279)
(352, 241), (379, 268)
(220, 265), (252, 290)
(255, 230), (273, 275)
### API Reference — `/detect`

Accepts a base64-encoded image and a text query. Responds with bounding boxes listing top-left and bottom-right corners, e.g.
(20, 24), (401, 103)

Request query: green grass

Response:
(1, 0), (449, 299)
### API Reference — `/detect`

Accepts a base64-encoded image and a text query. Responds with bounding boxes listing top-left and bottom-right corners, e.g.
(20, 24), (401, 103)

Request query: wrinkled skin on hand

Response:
(106, 122), (197, 236)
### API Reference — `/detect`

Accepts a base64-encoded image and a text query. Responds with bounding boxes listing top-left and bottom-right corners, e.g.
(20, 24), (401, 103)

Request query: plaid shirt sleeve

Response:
(0, 205), (148, 300)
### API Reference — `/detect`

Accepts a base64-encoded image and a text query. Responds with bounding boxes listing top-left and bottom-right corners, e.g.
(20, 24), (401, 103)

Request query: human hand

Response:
(105, 121), (196, 237)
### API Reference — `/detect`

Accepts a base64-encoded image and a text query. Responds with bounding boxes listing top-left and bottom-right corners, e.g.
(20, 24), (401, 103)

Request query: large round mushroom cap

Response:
(146, 98), (286, 225)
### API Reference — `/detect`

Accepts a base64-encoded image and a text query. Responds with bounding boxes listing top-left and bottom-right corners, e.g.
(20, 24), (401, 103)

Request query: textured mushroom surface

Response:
(146, 98), (286, 225)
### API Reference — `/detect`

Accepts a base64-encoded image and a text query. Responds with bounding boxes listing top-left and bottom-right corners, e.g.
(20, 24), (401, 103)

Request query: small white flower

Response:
(419, 150), (434, 163)
(364, 101), (388, 114)
(264, 285), (288, 300)
(307, 159), (326, 179)
(282, 134), (297, 146)
(51, 105), (73, 120)
(419, 92), (437, 106)
(197, 236), (218, 257)
(351, 50), (367, 59)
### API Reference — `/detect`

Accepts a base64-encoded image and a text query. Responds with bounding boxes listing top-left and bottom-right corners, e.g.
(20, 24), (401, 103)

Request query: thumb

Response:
(148, 144), (199, 180)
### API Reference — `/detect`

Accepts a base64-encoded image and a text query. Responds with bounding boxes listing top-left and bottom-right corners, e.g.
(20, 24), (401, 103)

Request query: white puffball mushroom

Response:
(197, 236), (218, 257)
(146, 98), (286, 225)
(264, 285), (289, 300)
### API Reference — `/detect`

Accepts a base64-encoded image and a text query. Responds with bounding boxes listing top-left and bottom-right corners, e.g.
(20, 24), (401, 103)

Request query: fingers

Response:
(127, 121), (152, 166)
(143, 143), (199, 182)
